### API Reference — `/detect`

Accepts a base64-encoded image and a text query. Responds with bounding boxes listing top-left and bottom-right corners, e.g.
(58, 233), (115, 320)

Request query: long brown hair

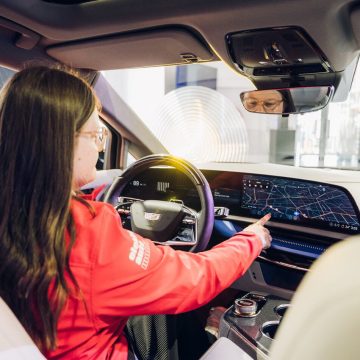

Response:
(0, 66), (97, 350)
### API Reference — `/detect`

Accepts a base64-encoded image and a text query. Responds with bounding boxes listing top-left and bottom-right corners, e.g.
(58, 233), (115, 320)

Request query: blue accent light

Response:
(271, 238), (325, 259)
(214, 220), (326, 260)
(213, 220), (237, 237)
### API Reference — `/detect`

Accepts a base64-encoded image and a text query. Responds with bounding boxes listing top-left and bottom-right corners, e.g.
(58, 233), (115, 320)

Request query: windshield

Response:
(102, 61), (360, 170)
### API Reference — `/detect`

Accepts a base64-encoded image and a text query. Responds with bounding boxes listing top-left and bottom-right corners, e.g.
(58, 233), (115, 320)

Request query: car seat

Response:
(0, 297), (45, 359)
(269, 234), (360, 360)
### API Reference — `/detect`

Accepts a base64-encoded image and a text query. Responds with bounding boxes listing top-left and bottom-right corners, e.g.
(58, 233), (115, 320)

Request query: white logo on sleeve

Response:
(128, 231), (150, 270)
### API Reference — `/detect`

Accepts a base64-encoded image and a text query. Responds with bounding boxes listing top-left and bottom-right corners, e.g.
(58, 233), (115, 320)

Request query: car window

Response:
(102, 61), (357, 170)
(0, 66), (15, 88)
(296, 65), (360, 169)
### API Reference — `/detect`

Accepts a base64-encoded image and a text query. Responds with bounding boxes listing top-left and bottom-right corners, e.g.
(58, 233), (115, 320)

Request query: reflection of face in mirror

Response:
(241, 90), (284, 113)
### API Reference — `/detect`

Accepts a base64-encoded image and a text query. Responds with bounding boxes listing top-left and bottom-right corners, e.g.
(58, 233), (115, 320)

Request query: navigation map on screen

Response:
(242, 175), (360, 233)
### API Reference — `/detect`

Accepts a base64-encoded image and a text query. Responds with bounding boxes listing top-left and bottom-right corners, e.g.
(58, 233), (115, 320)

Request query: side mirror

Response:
(240, 86), (334, 115)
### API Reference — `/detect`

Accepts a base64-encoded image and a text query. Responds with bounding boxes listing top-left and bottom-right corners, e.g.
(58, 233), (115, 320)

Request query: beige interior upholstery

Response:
(270, 234), (360, 360)
(0, 298), (45, 360)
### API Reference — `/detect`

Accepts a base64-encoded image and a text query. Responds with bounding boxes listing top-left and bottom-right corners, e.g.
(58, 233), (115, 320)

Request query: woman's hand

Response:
(243, 213), (272, 249)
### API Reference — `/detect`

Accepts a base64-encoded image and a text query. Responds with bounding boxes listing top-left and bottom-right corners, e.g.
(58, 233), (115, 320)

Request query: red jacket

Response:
(46, 199), (262, 359)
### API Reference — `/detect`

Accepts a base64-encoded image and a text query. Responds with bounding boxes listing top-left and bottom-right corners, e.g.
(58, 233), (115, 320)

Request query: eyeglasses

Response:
(76, 127), (108, 151)
(243, 98), (284, 113)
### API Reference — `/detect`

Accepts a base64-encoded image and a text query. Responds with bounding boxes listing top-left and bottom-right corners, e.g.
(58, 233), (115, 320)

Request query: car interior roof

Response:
(0, 0), (359, 74)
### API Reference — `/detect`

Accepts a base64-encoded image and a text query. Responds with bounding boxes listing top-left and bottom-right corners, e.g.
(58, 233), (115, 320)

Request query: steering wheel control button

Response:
(182, 217), (196, 225)
(234, 298), (258, 317)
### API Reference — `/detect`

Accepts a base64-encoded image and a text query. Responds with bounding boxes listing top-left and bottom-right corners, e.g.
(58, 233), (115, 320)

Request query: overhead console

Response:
(226, 27), (341, 90)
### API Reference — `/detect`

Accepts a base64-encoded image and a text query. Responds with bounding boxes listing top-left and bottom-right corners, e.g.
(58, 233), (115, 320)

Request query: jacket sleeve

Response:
(91, 204), (263, 326)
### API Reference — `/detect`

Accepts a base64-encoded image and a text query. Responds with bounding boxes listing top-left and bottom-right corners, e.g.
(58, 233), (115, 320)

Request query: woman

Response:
(0, 66), (271, 359)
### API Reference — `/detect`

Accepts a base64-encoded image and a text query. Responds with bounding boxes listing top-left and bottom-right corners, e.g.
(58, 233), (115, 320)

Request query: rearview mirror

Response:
(240, 86), (334, 115)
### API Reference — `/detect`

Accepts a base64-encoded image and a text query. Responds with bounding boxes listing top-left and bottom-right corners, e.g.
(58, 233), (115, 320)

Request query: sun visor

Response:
(46, 27), (216, 70)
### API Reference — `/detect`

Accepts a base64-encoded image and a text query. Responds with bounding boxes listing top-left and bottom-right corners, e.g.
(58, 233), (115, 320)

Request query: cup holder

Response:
(261, 320), (280, 340)
(274, 303), (291, 317)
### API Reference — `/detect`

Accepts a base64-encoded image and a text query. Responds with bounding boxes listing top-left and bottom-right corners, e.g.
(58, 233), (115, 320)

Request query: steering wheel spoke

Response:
(153, 205), (199, 247)
(115, 196), (142, 227)
(116, 196), (143, 209)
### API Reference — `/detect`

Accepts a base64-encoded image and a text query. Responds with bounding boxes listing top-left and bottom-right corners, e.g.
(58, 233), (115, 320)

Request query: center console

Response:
(219, 292), (290, 359)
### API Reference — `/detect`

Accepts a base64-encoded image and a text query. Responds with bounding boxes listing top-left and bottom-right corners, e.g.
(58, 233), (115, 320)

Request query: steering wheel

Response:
(103, 154), (214, 252)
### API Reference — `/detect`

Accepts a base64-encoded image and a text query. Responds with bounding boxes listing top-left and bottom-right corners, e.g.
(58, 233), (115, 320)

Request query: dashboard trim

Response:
(258, 255), (309, 272)
(226, 215), (347, 240)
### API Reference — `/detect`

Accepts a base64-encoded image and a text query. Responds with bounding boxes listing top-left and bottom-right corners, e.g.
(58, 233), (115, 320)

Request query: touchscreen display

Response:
(241, 174), (360, 233)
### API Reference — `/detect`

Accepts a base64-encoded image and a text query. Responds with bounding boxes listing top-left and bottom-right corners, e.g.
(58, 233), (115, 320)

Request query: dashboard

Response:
(117, 165), (360, 292)
(121, 168), (360, 236)
(119, 166), (360, 274)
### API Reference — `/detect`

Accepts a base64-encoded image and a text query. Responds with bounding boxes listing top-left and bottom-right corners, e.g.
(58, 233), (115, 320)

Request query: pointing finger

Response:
(257, 213), (271, 226)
